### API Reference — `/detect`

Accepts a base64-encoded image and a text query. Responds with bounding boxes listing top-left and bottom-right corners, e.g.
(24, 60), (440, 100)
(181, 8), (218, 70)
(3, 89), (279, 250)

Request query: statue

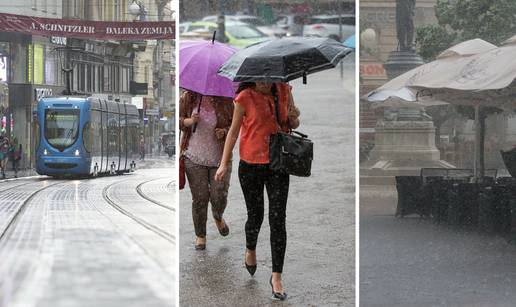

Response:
(396, 0), (416, 51)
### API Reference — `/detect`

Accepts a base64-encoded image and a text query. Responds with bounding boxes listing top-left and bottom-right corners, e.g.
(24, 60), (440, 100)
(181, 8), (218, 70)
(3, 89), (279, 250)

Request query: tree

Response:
(416, 0), (516, 61)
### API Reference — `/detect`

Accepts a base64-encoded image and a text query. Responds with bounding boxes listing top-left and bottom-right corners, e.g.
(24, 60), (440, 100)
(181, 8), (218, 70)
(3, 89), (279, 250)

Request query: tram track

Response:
(0, 179), (45, 194)
(102, 179), (175, 244)
(166, 180), (174, 190)
(135, 177), (175, 212)
(0, 180), (64, 243)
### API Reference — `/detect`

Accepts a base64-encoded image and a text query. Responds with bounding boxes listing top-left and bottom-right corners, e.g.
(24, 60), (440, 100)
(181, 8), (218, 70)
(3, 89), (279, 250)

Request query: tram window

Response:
(44, 109), (80, 151)
(82, 122), (92, 153)
(108, 116), (118, 156)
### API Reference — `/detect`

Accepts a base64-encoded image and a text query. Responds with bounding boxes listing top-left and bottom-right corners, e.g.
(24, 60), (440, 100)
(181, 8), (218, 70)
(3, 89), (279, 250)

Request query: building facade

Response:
(0, 0), (66, 168)
(181, 0), (354, 21)
(0, 0), (174, 169)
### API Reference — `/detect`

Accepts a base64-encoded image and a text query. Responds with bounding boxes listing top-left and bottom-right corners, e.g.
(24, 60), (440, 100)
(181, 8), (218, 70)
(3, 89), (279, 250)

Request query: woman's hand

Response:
(214, 128), (226, 140)
(215, 164), (228, 182)
(216, 103), (245, 181)
(184, 113), (200, 127)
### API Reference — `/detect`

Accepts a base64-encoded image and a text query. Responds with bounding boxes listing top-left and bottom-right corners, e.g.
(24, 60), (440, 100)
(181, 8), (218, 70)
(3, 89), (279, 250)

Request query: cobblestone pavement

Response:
(180, 64), (356, 307)
(0, 158), (175, 307)
(360, 183), (516, 307)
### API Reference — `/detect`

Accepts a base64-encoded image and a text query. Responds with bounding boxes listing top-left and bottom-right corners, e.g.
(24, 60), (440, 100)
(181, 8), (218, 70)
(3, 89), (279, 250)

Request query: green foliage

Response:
(416, 0), (516, 60)
(416, 25), (456, 61)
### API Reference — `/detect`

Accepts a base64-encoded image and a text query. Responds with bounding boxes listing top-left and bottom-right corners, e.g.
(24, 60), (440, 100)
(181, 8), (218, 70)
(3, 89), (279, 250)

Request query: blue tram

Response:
(35, 96), (141, 176)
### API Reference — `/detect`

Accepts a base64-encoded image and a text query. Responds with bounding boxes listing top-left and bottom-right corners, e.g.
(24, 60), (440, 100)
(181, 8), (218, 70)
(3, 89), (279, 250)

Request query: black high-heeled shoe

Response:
(244, 250), (257, 276)
(269, 276), (287, 301)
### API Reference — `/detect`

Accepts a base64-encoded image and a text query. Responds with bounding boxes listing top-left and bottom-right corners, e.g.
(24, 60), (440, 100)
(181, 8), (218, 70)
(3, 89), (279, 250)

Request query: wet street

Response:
(180, 60), (356, 306)
(0, 158), (175, 307)
(360, 184), (516, 307)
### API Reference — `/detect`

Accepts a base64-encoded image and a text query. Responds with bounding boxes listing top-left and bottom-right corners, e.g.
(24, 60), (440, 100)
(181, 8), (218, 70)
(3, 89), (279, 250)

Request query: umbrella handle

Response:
(192, 98), (202, 133)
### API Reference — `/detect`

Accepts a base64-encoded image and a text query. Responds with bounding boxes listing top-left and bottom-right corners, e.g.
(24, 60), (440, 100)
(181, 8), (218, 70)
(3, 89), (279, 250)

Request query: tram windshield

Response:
(44, 109), (80, 151)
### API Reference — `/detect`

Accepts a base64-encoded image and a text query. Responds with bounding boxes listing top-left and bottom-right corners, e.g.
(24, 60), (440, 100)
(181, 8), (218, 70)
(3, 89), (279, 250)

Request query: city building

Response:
(0, 0), (174, 169)
(180, 0), (354, 21)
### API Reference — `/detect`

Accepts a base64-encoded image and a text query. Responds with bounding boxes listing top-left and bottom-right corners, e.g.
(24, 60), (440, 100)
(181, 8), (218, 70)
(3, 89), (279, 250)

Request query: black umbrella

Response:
(217, 37), (352, 84)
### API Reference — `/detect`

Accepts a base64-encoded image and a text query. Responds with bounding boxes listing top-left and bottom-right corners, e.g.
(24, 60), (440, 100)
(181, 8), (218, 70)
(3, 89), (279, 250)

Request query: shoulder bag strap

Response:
(271, 84), (292, 133)
(271, 84), (283, 132)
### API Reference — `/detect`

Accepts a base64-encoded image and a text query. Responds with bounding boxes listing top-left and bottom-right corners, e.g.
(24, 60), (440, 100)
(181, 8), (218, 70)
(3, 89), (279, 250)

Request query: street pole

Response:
(63, 47), (73, 95)
(216, 1), (227, 43)
(474, 105), (480, 181)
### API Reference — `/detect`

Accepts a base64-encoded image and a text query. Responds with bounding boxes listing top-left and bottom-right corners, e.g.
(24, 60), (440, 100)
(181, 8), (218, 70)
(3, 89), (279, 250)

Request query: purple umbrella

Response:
(180, 38), (237, 98)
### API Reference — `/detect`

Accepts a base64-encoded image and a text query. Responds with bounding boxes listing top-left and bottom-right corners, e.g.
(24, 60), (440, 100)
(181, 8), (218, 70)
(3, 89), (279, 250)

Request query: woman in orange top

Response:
(215, 81), (300, 301)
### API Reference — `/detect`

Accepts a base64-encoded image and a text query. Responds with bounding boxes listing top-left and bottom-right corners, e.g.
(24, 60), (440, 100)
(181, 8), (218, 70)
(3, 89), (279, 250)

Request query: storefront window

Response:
(44, 45), (56, 85)
(33, 44), (44, 85)
(0, 42), (9, 83)
(103, 64), (111, 92)
(11, 42), (27, 83)
(122, 66), (128, 93)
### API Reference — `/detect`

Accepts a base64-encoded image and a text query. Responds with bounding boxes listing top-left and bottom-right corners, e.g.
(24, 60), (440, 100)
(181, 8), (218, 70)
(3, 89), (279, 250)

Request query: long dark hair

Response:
(236, 82), (256, 94)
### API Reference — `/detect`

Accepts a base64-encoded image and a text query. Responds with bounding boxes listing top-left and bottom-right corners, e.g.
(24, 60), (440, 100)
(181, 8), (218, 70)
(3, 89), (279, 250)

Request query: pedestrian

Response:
(9, 138), (21, 178)
(140, 138), (145, 160)
(0, 135), (10, 179)
(215, 82), (300, 301)
(180, 89), (234, 250)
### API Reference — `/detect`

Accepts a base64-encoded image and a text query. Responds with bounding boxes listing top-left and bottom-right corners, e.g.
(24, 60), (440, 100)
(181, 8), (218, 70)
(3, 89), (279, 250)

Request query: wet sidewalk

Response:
(360, 182), (516, 306)
(0, 154), (175, 182)
(180, 67), (356, 306)
(0, 167), (38, 181)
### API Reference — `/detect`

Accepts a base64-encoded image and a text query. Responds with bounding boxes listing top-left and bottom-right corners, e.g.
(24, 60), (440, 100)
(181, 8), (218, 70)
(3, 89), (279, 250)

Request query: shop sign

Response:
(0, 12), (174, 40)
(130, 81), (148, 95)
(146, 108), (159, 116)
(50, 36), (67, 46)
(35, 88), (52, 101)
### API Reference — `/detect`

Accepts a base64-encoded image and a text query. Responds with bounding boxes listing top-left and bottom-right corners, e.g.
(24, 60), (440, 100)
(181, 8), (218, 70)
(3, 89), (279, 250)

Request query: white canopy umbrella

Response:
(366, 38), (498, 108)
(365, 38), (516, 180)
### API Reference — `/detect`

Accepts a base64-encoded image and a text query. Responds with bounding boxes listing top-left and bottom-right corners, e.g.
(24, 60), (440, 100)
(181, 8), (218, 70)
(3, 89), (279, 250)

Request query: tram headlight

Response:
(43, 149), (48, 155)
(74, 149), (80, 156)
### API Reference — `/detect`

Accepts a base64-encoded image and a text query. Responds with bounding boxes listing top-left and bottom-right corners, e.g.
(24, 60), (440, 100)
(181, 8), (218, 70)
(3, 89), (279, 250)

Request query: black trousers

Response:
(238, 160), (289, 273)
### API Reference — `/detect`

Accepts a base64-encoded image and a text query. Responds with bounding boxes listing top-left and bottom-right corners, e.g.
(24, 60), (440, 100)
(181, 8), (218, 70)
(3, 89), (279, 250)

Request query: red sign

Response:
(0, 12), (174, 40)
(360, 63), (386, 78)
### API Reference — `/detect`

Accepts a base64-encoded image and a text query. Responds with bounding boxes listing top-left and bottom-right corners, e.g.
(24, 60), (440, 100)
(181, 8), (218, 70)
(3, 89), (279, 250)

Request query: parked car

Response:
(186, 21), (271, 48)
(202, 15), (287, 37)
(179, 22), (192, 34)
(274, 14), (309, 37)
(303, 14), (355, 41)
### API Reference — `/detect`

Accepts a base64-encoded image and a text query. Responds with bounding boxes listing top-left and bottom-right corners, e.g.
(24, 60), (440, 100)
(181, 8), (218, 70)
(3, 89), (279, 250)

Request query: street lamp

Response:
(361, 28), (378, 54)
(129, 0), (147, 21)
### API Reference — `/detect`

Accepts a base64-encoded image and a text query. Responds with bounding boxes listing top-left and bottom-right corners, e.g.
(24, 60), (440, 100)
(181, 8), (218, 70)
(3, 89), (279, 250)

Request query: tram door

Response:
(116, 103), (122, 172)
(107, 105), (118, 171)
(99, 100), (104, 172)
(102, 101), (109, 173)
(120, 104), (128, 171)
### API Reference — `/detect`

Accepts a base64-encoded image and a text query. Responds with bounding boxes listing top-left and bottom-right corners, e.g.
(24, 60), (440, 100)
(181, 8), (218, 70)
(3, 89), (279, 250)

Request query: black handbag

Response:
(269, 86), (313, 177)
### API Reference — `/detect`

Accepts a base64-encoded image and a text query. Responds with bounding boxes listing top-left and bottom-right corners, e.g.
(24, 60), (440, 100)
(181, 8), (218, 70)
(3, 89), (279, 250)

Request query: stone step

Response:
(359, 176), (395, 185)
